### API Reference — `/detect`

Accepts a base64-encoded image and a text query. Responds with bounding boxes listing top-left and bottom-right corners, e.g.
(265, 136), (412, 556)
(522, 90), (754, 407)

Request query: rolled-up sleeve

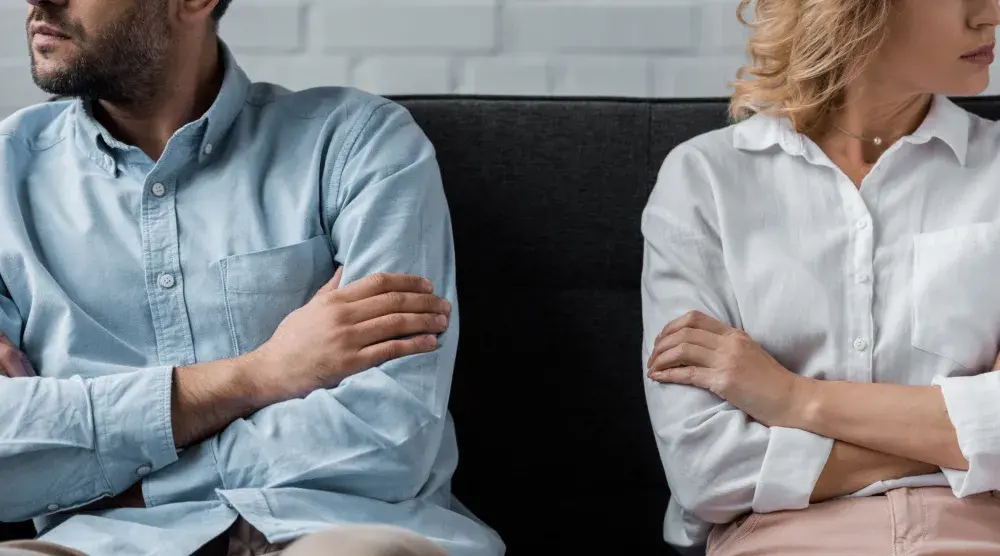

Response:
(0, 289), (177, 521)
(144, 100), (456, 506)
(642, 144), (833, 526)
(933, 372), (1000, 496)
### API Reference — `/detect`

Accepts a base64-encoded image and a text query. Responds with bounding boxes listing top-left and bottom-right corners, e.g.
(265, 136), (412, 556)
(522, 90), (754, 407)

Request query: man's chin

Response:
(31, 69), (79, 97)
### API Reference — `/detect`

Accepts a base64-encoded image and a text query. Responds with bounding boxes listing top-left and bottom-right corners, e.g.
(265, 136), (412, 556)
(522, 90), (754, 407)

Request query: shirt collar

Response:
(73, 40), (251, 175)
(732, 113), (805, 156)
(732, 95), (971, 166)
(906, 95), (970, 166)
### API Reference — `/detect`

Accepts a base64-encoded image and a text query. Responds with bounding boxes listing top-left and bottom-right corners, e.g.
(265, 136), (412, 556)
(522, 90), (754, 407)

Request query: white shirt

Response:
(641, 95), (1000, 552)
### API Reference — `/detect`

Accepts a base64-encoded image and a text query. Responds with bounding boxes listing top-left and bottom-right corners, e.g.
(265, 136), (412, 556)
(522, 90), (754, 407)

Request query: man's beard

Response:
(28, 1), (171, 104)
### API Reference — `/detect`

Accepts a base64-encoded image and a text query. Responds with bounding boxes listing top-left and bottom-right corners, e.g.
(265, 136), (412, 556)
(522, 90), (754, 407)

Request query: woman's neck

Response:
(809, 83), (932, 182)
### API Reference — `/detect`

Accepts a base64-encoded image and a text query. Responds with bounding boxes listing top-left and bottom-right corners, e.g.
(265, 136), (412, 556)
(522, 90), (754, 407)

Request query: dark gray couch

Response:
(4, 96), (1000, 555)
(403, 95), (1000, 556)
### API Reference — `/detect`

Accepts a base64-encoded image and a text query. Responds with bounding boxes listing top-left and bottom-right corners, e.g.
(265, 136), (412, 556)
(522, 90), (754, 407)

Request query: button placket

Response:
(834, 173), (876, 382)
(851, 195), (876, 381)
(141, 174), (197, 366)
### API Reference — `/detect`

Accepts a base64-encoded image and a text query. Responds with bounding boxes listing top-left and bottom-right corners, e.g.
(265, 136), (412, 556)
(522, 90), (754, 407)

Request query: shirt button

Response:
(856, 219), (869, 230)
(137, 465), (152, 477)
(151, 183), (166, 197)
(204, 143), (214, 155)
(47, 504), (59, 512)
(856, 272), (871, 284)
(158, 273), (176, 289)
(854, 338), (869, 351)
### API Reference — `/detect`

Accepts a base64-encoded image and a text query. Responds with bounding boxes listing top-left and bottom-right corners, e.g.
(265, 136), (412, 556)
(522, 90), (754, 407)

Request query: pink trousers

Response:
(708, 487), (1000, 556)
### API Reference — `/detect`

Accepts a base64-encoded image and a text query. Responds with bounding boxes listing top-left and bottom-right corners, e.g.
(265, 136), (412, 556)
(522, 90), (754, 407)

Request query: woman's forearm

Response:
(811, 440), (940, 503)
(792, 379), (967, 470)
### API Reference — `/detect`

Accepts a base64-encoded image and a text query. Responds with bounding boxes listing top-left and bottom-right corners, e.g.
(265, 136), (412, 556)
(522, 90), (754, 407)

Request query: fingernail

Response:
(441, 300), (452, 314)
(435, 315), (448, 326)
(425, 335), (439, 348)
(423, 279), (434, 293)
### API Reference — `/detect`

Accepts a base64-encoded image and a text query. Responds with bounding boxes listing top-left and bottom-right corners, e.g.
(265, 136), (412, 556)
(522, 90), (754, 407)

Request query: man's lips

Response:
(30, 23), (70, 39)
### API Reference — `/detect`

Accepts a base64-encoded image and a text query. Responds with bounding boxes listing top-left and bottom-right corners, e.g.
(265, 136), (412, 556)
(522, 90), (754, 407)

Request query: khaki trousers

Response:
(0, 519), (448, 556)
(708, 487), (1000, 556)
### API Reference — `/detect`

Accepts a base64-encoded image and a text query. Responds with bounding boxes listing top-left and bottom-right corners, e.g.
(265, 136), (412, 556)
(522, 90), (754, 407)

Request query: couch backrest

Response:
(397, 96), (1000, 556)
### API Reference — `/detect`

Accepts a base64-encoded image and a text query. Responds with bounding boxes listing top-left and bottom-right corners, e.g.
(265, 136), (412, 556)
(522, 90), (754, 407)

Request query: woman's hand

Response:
(646, 311), (811, 427)
(0, 333), (35, 377)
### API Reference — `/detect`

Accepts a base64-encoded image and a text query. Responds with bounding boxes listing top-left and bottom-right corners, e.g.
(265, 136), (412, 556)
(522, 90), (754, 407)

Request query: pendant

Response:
(873, 137), (883, 147)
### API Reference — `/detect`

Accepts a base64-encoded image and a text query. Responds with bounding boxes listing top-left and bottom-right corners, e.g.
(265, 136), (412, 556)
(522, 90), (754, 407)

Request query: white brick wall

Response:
(2, 0), (1000, 118)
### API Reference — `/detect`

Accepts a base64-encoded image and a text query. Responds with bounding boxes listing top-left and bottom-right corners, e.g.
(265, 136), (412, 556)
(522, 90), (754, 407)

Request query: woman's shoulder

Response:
(655, 113), (782, 183)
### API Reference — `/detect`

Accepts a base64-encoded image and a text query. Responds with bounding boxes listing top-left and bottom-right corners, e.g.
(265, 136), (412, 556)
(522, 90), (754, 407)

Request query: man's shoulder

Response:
(0, 100), (76, 152)
(245, 82), (412, 134)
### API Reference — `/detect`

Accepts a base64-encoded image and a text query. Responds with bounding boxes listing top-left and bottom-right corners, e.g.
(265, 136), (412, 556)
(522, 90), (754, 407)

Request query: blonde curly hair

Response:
(730, 0), (893, 133)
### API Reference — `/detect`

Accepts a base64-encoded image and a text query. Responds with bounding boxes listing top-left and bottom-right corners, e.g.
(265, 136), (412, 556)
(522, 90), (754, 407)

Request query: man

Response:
(0, 0), (504, 555)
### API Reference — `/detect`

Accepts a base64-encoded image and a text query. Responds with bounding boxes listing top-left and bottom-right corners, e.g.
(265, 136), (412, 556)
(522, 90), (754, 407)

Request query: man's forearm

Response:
(794, 380), (967, 470)
(171, 354), (269, 449)
(811, 440), (940, 503)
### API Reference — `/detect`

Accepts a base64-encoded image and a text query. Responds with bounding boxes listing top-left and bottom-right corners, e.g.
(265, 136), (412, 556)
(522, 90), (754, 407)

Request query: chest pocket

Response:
(220, 235), (336, 355)
(912, 222), (1000, 370)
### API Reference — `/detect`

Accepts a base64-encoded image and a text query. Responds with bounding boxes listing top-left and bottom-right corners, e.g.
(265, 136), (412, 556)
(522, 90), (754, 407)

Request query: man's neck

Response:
(95, 37), (224, 161)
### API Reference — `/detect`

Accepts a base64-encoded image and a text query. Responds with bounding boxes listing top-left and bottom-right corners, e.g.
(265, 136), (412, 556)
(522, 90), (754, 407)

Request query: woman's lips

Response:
(961, 44), (996, 66)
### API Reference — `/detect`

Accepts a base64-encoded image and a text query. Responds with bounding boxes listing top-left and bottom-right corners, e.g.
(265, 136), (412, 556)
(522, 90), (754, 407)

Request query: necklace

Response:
(833, 124), (885, 147)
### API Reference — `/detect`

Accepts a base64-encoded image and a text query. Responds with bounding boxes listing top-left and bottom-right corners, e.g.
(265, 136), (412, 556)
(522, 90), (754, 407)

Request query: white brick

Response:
(653, 57), (745, 98)
(0, 8), (28, 61)
(13, 0), (954, 112)
(987, 45), (1000, 95)
(351, 57), (453, 95)
(553, 58), (650, 97)
(503, 4), (697, 53)
(0, 61), (48, 114)
(240, 56), (350, 91)
(220, 3), (305, 53)
(701, 1), (751, 53)
(459, 58), (549, 95)
(322, 3), (497, 53)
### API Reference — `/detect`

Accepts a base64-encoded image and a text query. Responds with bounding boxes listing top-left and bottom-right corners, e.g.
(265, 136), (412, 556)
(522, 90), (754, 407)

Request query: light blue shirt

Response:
(0, 45), (503, 556)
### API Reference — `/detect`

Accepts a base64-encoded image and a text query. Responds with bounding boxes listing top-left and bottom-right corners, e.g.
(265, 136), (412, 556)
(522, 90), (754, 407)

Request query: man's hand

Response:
(249, 267), (452, 403)
(0, 333), (35, 377)
(646, 311), (808, 427)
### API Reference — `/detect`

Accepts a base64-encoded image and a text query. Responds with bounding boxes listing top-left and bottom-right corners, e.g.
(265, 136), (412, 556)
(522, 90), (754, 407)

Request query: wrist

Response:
(228, 351), (281, 409)
(171, 357), (269, 448)
(785, 375), (823, 430)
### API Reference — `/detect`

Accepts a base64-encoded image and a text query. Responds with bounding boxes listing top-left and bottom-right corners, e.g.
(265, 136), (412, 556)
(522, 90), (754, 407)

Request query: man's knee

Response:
(282, 525), (449, 556)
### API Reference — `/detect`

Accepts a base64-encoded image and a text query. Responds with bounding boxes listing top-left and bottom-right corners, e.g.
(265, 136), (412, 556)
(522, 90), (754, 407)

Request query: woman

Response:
(642, 0), (1000, 554)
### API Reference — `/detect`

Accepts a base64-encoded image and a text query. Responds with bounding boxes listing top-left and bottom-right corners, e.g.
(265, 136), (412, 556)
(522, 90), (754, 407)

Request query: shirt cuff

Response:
(933, 373), (1000, 496)
(89, 366), (178, 494)
(752, 427), (834, 513)
(143, 440), (225, 507)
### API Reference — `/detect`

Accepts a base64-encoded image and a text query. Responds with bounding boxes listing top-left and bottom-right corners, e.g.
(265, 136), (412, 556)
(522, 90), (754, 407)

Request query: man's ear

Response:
(174, 0), (219, 27)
